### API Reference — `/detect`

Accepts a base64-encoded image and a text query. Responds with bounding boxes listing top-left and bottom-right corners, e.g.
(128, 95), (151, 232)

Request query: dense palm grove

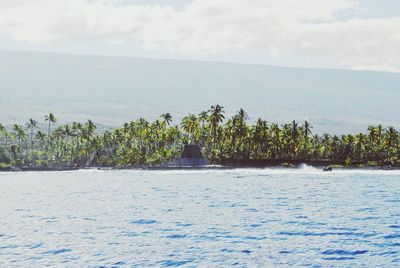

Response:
(0, 105), (399, 168)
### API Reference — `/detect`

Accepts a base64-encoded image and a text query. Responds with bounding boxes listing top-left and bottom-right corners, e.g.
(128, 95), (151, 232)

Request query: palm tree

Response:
(290, 120), (300, 158)
(303, 121), (312, 140)
(291, 120), (299, 140)
(44, 113), (57, 152)
(198, 111), (209, 127)
(269, 123), (281, 158)
(86, 119), (97, 135)
(181, 114), (199, 143)
(71, 122), (82, 154)
(0, 123), (5, 134)
(354, 133), (366, 162)
(26, 118), (39, 155)
(208, 104), (225, 143)
(386, 126), (398, 147)
(0, 123), (7, 145)
(44, 113), (57, 139)
(81, 120), (97, 162)
(12, 124), (27, 151)
(161, 113), (172, 127)
(35, 131), (46, 146)
(377, 124), (383, 145)
(64, 125), (72, 142)
(235, 108), (248, 136)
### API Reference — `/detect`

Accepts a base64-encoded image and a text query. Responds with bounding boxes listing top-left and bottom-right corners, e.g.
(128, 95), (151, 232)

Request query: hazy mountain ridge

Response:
(0, 51), (399, 133)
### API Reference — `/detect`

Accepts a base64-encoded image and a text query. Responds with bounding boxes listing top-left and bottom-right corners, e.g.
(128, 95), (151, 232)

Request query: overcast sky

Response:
(0, 0), (399, 72)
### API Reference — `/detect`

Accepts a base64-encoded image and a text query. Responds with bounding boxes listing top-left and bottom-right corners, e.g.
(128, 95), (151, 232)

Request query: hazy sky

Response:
(0, 0), (399, 72)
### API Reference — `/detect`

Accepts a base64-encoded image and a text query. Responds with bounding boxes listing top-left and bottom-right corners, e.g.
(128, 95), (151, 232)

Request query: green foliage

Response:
(0, 162), (11, 168)
(281, 162), (295, 168)
(345, 157), (352, 167)
(329, 164), (344, 169)
(367, 161), (379, 167)
(0, 106), (399, 168)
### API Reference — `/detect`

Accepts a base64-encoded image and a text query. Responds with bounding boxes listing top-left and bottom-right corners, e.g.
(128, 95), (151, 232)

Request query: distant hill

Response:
(0, 51), (399, 133)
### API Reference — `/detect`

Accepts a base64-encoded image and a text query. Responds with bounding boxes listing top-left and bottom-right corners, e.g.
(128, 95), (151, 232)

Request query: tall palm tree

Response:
(71, 122), (82, 152)
(161, 113), (172, 127)
(44, 113), (57, 151)
(12, 124), (27, 150)
(208, 104), (225, 143)
(303, 121), (312, 140)
(377, 124), (383, 145)
(270, 123), (281, 159)
(86, 119), (97, 135)
(35, 131), (46, 146)
(235, 108), (248, 137)
(26, 118), (39, 155)
(44, 113), (57, 137)
(64, 125), (72, 142)
(0, 123), (5, 134)
(181, 114), (199, 143)
(198, 111), (209, 127)
(290, 120), (300, 158)
(291, 120), (299, 139)
(81, 120), (97, 161)
(0, 123), (7, 145)
(386, 126), (398, 147)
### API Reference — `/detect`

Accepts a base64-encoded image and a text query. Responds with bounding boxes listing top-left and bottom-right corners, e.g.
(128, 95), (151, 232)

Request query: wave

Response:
(297, 163), (321, 172)
(10, 165), (400, 177)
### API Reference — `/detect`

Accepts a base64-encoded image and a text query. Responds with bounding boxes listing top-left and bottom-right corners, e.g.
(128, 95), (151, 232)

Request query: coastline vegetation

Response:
(0, 106), (399, 169)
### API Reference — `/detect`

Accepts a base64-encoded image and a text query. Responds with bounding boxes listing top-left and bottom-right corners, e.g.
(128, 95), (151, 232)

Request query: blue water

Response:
(0, 168), (399, 267)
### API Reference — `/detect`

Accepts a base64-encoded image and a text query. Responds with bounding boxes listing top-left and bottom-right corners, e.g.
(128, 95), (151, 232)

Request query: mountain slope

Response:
(0, 51), (399, 133)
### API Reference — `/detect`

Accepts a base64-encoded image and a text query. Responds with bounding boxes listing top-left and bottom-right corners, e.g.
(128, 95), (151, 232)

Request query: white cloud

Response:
(0, 0), (399, 72)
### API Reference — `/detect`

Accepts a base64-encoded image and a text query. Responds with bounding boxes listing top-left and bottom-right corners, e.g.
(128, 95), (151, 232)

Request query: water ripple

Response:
(131, 219), (159, 225)
(159, 259), (193, 267)
(322, 249), (369, 256)
(42, 249), (72, 255)
(277, 231), (375, 238)
(0, 169), (398, 266)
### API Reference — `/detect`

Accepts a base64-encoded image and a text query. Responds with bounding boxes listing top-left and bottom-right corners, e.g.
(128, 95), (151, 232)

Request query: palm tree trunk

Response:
(30, 127), (34, 164)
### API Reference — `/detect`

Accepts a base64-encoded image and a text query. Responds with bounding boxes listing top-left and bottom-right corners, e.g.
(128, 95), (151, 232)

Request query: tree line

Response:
(0, 105), (399, 168)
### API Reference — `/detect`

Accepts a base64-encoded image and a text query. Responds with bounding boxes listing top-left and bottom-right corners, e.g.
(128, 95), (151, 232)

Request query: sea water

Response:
(0, 168), (399, 267)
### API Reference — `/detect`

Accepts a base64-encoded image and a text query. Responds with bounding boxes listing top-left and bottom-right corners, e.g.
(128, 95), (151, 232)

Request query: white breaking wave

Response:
(297, 163), (321, 172)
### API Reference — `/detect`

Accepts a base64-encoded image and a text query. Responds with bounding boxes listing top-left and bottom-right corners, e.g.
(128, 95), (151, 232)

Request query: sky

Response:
(0, 0), (399, 72)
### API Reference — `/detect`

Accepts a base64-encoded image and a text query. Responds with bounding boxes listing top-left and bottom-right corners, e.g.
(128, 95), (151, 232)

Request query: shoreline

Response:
(0, 163), (398, 172)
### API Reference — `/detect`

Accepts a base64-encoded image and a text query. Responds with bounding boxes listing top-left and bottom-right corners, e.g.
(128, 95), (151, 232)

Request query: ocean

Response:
(0, 168), (399, 266)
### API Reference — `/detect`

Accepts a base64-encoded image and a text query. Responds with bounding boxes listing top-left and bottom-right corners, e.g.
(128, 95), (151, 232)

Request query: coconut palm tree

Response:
(303, 121), (313, 140)
(181, 114), (200, 143)
(208, 104), (225, 143)
(0, 123), (7, 145)
(26, 118), (39, 156)
(198, 111), (209, 127)
(86, 120), (97, 135)
(12, 124), (27, 153)
(269, 123), (281, 159)
(44, 113), (57, 151)
(0, 123), (5, 134)
(64, 125), (72, 143)
(161, 113), (172, 127)
(385, 126), (398, 147)
(44, 113), (57, 136)
(35, 131), (46, 146)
